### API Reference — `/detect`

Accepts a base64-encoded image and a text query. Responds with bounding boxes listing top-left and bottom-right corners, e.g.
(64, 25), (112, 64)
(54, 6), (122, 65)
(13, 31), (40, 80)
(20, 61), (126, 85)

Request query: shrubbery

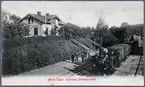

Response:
(109, 23), (143, 43)
(2, 36), (85, 75)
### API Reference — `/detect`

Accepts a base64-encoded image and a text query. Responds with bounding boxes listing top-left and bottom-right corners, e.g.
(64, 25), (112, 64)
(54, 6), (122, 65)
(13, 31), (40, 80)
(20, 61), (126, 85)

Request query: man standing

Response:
(71, 54), (75, 63)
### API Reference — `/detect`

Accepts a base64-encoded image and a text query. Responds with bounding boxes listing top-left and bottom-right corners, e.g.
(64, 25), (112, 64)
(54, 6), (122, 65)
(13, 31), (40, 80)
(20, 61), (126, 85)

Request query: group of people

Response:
(71, 51), (89, 63)
(70, 47), (110, 64)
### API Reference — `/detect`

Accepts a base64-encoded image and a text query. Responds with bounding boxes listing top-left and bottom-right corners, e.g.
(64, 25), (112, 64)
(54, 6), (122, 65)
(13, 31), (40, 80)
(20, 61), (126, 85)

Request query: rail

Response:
(134, 55), (142, 77)
(71, 60), (94, 76)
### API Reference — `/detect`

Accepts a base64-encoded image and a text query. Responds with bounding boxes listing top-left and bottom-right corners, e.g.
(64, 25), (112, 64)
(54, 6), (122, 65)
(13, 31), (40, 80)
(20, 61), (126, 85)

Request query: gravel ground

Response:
(17, 60), (78, 76)
(114, 55), (144, 76)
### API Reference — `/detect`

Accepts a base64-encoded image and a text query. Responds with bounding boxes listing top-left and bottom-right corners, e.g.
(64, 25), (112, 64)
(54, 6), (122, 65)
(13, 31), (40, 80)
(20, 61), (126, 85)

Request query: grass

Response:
(2, 36), (87, 75)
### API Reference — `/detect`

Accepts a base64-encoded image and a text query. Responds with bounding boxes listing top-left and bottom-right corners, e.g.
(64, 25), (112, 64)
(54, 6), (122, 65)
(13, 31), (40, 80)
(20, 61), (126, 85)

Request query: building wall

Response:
(41, 24), (52, 35)
(51, 19), (59, 28)
(22, 18), (43, 37)
(51, 19), (62, 35)
(29, 23), (42, 36)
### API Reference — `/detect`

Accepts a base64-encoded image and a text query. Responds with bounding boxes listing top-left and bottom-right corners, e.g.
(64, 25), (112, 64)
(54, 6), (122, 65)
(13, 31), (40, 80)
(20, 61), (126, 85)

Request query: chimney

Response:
(37, 11), (41, 16)
(46, 13), (50, 16)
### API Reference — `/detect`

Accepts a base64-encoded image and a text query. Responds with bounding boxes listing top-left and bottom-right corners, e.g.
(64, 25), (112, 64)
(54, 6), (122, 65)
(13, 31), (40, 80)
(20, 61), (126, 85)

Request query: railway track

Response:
(73, 56), (144, 77)
(70, 59), (94, 76)
(134, 55), (143, 77)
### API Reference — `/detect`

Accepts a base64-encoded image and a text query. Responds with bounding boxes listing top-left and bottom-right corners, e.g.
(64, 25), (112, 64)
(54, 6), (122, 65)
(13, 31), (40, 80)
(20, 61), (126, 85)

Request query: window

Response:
(45, 28), (48, 35)
(28, 18), (30, 24)
(34, 28), (38, 35)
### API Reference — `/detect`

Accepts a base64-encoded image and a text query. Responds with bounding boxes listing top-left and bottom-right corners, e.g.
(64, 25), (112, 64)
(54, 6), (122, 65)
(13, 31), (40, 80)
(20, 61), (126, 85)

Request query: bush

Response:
(2, 36), (85, 75)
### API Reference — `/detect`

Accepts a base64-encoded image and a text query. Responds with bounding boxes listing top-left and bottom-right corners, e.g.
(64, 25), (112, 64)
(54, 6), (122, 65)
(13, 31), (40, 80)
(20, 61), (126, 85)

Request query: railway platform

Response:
(18, 60), (79, 76)
(114, 55), (144, 76)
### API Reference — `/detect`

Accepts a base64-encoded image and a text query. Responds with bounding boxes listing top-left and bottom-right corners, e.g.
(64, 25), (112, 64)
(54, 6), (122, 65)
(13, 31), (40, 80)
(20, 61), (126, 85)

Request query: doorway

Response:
(34, 28), (38, 35)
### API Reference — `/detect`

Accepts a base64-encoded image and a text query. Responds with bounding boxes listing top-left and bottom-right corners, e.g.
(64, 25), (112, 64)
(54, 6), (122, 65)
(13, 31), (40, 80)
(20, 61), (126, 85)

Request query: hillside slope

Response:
(2, 36), (87, 75)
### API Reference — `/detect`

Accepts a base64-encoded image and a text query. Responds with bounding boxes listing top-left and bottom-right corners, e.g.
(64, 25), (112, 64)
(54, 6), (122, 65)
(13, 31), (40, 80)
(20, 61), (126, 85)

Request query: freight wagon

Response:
(92, 43), (132, 73)
(117, 44), (131, 57)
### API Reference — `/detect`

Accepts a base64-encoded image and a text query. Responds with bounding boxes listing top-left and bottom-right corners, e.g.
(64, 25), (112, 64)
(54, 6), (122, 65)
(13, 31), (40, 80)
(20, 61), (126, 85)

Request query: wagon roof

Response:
(110, 45), (124, 49)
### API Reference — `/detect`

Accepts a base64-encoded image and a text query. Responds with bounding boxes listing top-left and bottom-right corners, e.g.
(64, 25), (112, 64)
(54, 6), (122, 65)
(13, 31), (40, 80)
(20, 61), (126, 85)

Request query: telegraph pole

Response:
(45, 4), (47, 36)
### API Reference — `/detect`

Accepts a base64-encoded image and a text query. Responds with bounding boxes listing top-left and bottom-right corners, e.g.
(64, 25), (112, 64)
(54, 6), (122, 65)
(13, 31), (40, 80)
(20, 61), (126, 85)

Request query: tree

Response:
(96, 16), (106, 29)
(94, 17), (107, 44)
(58, 23), (82, 39)
(121, 22), (129, 27)
(120, 22), (135, 43)
(2, 21), (29, 39)
(80, 26), (95, 38)
(93, 16), (117, 47)
(110, 22), (143, 43)
(2, 11), (29, 39)
(102, 33), (118, 47)
(130, 24), (143, 37)
(10, 14), (21, 23)
(109, 26), (120, 40)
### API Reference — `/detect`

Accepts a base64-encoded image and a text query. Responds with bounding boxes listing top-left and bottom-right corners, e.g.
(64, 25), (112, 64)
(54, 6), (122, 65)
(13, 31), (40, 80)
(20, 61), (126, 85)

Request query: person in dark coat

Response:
(71, 54), (75, 63)
(81, 52), (86, 62)
(76, 52), (79, 61)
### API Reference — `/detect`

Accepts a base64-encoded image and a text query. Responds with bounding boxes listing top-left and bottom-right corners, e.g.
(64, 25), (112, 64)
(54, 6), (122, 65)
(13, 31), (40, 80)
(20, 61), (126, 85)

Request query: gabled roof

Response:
(17, 13), (65, 25)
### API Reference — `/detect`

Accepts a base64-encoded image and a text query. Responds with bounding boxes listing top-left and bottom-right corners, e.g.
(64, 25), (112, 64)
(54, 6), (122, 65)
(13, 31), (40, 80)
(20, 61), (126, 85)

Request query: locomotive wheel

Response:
(111, 68), (115, 72)
(110, 66), (115, 72)
(107, 66), (115, 74)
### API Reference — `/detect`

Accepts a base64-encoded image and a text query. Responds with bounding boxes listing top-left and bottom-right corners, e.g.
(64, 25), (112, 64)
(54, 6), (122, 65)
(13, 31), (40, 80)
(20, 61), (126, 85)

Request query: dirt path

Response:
(17, 60), (78, 76)
(114, 55), (144, 76)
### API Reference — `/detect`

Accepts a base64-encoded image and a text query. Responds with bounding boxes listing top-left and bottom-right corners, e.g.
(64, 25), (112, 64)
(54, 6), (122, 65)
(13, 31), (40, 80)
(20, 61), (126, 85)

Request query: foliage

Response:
(93, 17), (117, 47)
(109, 22), (143, 43)
(10, 14), (21, 23)
(58, 23), (95, 39)
(96, 16), (107, 29)
(2, 11), (29, 39)
(109, 26), (127, 43)
(2, 21), (29, 39)
(80, 27), (95, 38)
(50, 25), (58, 35)
(130, 24), (143, 37)
(58, 23), (80, 38)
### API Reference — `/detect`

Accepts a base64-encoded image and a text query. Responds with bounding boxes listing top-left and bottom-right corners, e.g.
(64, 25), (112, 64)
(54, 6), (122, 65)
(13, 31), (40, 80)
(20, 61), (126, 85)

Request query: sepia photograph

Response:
(1, 1), (144, 86)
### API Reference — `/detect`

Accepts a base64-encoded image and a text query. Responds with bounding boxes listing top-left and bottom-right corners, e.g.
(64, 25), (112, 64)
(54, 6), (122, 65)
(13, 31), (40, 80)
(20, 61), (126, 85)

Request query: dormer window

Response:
(28, 16), (33, 24)
(28, 17), (30, 24)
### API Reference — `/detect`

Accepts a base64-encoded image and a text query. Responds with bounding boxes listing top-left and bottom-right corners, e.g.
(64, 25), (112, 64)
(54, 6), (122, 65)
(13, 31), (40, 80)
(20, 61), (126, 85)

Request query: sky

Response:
(2, 1), (144, 27)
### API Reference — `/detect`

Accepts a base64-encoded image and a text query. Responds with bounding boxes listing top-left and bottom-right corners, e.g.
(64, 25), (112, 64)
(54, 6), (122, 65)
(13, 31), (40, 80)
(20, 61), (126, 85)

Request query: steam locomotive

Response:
(90, 40), (142, 74)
